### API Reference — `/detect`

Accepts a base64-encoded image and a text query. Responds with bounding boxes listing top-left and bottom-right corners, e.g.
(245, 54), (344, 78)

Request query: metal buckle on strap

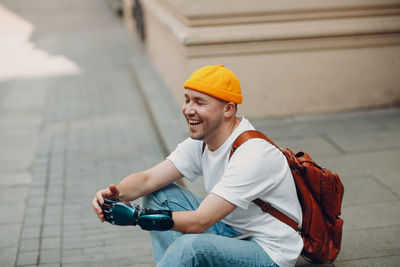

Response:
(261, 203), (272, 213)
(297, 225), (302, 235)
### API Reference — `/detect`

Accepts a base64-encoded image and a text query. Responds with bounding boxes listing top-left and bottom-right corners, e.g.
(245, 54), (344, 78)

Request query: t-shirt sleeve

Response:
(167, 138), (203, 181)
(211, 139), (288, 209)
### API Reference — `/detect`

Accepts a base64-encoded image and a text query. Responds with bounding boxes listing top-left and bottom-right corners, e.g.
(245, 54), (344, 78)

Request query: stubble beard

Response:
(189, 116), (222, 142)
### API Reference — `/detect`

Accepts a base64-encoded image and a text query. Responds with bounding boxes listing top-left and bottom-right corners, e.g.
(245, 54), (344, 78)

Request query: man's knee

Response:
(177, 234), (205, 246)
(178, 234), (213, 256)
(161, 234), (208, 265)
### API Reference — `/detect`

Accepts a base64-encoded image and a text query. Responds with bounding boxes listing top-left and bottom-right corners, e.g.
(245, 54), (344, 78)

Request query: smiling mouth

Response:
(188, 119), (202, 126)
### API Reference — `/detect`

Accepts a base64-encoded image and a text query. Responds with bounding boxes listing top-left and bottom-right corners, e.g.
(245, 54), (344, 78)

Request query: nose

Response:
(183, 102), (195, 116)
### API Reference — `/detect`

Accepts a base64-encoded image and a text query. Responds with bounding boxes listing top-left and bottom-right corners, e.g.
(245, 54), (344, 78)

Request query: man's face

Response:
(182, 89), (226, 141)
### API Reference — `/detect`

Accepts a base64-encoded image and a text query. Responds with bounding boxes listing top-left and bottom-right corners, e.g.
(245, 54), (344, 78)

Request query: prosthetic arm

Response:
(101, 198), (174, 231)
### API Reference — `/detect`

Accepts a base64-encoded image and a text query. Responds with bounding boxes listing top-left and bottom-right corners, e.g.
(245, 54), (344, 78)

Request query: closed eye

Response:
(194, 97), (207, 105)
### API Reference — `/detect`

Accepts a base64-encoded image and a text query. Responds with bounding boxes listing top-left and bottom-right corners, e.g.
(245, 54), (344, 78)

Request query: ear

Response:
(223, 102), (236, 118)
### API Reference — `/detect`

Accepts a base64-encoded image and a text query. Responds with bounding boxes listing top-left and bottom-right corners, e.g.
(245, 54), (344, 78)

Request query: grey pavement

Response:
(0, 1), (399, 267)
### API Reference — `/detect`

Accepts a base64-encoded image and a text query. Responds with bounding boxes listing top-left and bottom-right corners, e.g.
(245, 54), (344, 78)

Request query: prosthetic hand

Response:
(101, 198), (174, 231)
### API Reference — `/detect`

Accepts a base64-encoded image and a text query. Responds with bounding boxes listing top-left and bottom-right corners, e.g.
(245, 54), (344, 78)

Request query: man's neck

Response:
(206, 117), (241, 151)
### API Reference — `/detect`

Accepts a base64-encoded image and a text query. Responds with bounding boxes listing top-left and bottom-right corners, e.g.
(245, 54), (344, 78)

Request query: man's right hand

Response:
(92, 184), (120, 222)
(100, 198), (175, 230)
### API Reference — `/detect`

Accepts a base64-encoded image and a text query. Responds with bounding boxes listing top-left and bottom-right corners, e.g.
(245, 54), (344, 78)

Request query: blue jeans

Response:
(142, 184), (278, 267)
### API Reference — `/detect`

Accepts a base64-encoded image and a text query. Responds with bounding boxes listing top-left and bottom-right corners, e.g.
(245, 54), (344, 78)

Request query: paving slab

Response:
(318, 150), (400, 175)
(0, 171), (32, 187)
(335, 255), (400, 267)
(17, 250), (39, 266)
(373, 170), (400, 198)
(40, 248), (61, 264)
(0, 81), (47, 111)
(0, 223), (21, 249)
(0, 203), (25, 224)
(21, 226), (41, 240)
(0, 187), (29, 203)
(0, 112), (43, 134)
(337, 225), (400, 261)
(328, 129), (400, 153)
(0, 247), (18, 267)
(251, 111), (382, 139)
(342, 202), (400, 231)
(19, 238), (41, 252)
(340, 174), (399, 207)
(39, 263), (61, 267)
(367, 107), (400, 130)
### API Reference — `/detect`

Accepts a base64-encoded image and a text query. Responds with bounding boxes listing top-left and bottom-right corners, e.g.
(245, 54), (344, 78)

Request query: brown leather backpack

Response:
(230, 130), (344, 263)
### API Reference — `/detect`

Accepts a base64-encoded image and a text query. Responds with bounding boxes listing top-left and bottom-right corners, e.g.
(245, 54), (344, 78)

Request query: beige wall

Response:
(139, 0), (400, 118)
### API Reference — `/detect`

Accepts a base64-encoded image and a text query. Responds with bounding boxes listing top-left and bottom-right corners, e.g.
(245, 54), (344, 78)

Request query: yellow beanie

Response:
(184, 65), (242, 104)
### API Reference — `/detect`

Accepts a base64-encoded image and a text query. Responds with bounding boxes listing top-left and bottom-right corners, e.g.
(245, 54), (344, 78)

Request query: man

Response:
(92, 65), (303, 267)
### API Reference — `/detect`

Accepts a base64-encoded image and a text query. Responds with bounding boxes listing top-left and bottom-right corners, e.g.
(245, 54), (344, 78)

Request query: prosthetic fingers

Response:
(101, 198), (174, 231)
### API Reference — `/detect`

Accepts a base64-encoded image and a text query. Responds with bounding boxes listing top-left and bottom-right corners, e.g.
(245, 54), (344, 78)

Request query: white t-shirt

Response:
(167, 117), (303, 267)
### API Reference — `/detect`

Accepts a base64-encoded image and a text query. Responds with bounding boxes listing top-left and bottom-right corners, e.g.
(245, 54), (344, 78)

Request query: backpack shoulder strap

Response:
(230, 130), (300, 233)
(253, 198), (300, 232)
(229, 130), (280, 160)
